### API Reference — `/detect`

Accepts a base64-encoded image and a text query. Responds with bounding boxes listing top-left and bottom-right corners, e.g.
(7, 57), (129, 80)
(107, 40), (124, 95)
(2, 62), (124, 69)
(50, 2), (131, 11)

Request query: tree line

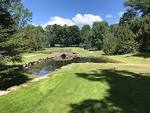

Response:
(20, 12), (149, 55)
(14, 0), (150, 55)
(0, 0), (32, 88)
(0, 0), (150, 78)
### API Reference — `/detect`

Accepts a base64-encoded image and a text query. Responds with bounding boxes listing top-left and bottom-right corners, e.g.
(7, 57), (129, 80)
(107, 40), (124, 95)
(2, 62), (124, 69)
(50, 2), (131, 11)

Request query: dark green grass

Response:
(0, 63), (150, 113)
(0, 65), (32, 90)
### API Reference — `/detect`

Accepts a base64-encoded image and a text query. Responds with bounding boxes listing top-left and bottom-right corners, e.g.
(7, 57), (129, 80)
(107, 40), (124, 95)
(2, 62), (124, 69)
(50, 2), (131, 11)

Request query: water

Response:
(25, 57), (114, 77)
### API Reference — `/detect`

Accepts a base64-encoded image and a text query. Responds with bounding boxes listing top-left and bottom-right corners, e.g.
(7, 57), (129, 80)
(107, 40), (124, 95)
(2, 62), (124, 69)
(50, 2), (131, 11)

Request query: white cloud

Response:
(118, 12), (125, 17)
(42, 16), (75, 28)
(42, 13), (103, 28)
(105, 14), (113, 18)
(72, 14), (103, 27)
(32, 23), (39, 27)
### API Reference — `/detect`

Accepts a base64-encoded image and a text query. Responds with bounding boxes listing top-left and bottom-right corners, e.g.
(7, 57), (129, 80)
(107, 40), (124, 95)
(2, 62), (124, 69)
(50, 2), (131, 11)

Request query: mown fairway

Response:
(0, 62), (150, 113)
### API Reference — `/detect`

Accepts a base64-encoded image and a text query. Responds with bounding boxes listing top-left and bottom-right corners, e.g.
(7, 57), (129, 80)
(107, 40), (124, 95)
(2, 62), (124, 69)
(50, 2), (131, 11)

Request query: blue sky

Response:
(22, 0), (126, 27)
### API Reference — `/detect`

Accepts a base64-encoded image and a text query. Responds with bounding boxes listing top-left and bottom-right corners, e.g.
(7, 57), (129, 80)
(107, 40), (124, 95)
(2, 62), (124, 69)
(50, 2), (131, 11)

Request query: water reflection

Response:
(26, 57), (114, 77)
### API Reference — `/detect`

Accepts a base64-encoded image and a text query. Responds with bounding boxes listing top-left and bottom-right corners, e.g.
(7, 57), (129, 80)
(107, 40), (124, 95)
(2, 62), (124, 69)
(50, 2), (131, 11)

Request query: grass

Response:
(0, 65), (33, 90)
(36, 47), (150, 64)
(10, 47), (150, 64)
(36, 47), (89, 54)
(4, 53), (51, 89)
(106, 54), (150, 64)
(20, 53), (51, 64)
(1, 47), (150, 113)
(8, 53), (51, 65)
(37, 47), (104, 57)
(0, 63), (150, 113)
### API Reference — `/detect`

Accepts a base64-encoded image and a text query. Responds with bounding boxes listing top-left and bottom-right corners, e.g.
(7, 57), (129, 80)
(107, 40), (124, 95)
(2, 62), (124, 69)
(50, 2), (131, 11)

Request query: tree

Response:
(0, 0), (32, 62)
(45, 25), (55, 47)
(111, 25), (137, 54)
(46, 24), (81, 47)
(138, 14), (150, 52)
(120, 9), (137, 24)
(11, 25), (46, 52)
(80, 25), (93, 49)
(124, 0), (150, 16)
(67, 25), (81, 46)
(0, 0), (32, 29)
(0, 7), (17, 64)
(122, 0), (150, 53)
(103, 32), (117, 55)
(128, 14), (150, 52)
(0, 0), (26, 64)
(45, 24), (63, 47)
(92, 21), (108, 50)
(0, 0), (32, 88)
(61, 25), (69, 47)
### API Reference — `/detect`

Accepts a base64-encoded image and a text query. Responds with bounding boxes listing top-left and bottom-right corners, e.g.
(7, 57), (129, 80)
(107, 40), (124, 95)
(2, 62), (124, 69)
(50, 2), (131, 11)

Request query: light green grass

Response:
(21, 53), (51, 64)
(8, 53), (51, 65)
(106, 54), (150, 64)
(12, 47), (150, 65)
(2, 47), (150, 113)
(37, 47), (89, 54)
(0, 63), (150, 113)
(37, 47), (104, 57)
(37, 47), (150, 64)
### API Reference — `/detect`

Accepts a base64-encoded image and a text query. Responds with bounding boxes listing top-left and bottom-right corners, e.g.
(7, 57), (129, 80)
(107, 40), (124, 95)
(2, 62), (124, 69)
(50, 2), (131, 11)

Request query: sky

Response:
(22, 0), (127, 27)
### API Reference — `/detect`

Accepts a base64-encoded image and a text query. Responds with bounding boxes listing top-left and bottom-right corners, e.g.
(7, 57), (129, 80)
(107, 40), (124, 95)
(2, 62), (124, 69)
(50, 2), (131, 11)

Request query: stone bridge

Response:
(52, 52), (75, 60)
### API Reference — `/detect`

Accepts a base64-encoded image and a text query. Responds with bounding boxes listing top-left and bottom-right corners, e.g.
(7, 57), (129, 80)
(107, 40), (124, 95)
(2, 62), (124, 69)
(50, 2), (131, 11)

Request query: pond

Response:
(25, 57), (116, 77)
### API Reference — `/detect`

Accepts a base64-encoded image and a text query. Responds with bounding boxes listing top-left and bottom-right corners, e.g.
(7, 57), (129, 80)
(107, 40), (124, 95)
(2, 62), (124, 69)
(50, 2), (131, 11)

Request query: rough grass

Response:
(0, 63), (150, 113)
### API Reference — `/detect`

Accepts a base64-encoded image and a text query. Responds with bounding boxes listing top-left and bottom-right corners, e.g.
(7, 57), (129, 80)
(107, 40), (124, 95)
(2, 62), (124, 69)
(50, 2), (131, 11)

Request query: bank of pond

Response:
(0, 55), (120, 90)
(24, 56), (120, 77)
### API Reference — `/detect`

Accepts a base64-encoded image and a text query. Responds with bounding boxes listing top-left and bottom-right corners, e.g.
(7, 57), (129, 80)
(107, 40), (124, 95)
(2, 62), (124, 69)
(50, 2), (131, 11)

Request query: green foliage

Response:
(111, 25), (137, 54)
(11, 25), (46, 52)
(92, 21), (108, 50)
(124, 0), (150, 15)
(120, 0), (150, 53)
(128, 14), (150, 53)
(0, 0), (32, 29)
(0, 63), (150, 113)
(80, 25), (93, 49)
(61, 25), (69, 47)
(67, 25), (81, 46)
(120, 9), (137, 24)
(0, 65), (31, 90)
(80, 22), (110, 50)
(0, 4), (19, 65)
(103, 32), (117, 55)
(0, 0), (32, 84)
(45, 24), (80, 47)
(45, 24), (61, 47)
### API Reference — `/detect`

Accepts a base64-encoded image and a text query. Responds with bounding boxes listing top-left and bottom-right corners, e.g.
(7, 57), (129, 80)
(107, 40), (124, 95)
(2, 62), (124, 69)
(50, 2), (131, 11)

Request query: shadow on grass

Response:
(132, 53), (150, 58)
(0, 65), (31, 90)
(69, 69), (150, 113)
